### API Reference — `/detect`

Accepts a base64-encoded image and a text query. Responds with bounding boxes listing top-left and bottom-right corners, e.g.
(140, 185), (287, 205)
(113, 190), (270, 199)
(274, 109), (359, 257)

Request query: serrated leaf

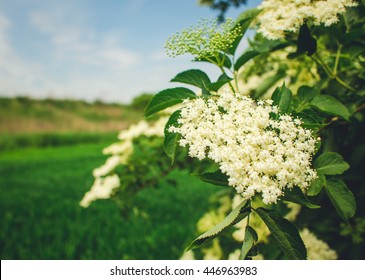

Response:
(234, 50), (260, 71)
(227, 8), (261, 55)
(144, 88), (196, 117)
(163, 110), (181, 163)
(293, 109), (325, 130)
(314, 152), (350, 175)
(283, 187), (320, 209)
(254, 208), (307, 260)
(186, 200), (250, 250)
(310, 95), (351, 120)
(325, 178), (356, 222)
(192, 170), (229, 186)
(171, 69), (211, 90)
(307, 173), (326, 196)
(239, 226), (258, 260)
(208, 73), (233, 92)
(272, 83), (293, 114)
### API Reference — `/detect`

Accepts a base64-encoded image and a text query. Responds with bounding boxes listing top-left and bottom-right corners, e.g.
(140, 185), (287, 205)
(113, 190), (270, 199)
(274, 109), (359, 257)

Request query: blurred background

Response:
(0, 0), (258, 259)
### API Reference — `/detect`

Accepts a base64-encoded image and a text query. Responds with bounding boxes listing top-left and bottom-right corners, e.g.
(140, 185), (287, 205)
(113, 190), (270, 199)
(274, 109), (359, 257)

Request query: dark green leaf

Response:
(192, 170), (229, 186)
(227, 8), (261, 55)
(254, 208), (307, 260)
(325, 178), (356, 221)
(186, 200), (250, 250)
(307, 173), (326, 196)
(295, 24), (317, 56)
(314, 152), (350, 175)
(272, 83), (292, 114)
(234, 50), (260, 71)
(293, 109), (325, 130)
(208, 73), (233, 92)
(239, 226), (258, 260)
(310, 95), (351, 120)
(283, 187), (320, 209)
(297, 86), (319, 103)
(171, 69), (211, 90)
(163, 110), (181, 163)
(144, 87), (196, 117)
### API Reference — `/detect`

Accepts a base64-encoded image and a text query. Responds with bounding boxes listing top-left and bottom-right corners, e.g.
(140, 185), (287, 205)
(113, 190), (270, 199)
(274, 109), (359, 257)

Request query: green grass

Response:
(0, 132), (118, 151)
(0, 142), (218, 259)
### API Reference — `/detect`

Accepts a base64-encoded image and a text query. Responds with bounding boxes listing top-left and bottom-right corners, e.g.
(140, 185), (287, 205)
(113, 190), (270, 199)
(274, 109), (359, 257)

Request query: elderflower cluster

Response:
(300, 228), (338, 260)
(257, 0), (358, 40)
(165, 18), (241, 60)
(80, 117), (168, 208)
(169, 92), (318, 204)
(80, 175), (120, 207)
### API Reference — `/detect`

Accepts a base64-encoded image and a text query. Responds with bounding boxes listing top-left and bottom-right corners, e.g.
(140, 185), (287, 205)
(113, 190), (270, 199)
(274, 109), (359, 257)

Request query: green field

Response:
(0, 140), (218, 259)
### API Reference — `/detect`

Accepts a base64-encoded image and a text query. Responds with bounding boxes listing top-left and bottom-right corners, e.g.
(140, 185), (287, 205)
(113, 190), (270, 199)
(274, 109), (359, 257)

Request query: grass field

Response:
(0, 140), (218, 259)
(0, 96), (143, 134)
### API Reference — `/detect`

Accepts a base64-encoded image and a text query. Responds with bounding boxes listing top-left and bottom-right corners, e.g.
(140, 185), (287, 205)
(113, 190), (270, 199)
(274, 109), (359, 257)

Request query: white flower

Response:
(170, 92), (318, 204)
(257, 0), (358, 40)
(92, 155), (121, 177)
(80, 175), (120, 208)
(300, 228), (338, 260)
(81, 117), (169, 207)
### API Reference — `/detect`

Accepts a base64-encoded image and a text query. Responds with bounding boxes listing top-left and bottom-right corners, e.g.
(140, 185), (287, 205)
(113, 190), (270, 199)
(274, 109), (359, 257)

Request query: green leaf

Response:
(293, 109), (325, 130)
(208, 73), (233, 92)
(325, 178), (356, 221)
(297, 85), (318, 103)
(144, 87), (196, 117)
(307, 173), (326, 196)
(314, 152), (350, 175)
(163, 110), (181, 163)
(310, 95), (351, 120)
(192, 170), (229, 187)
(227, 8), (261, 55)
(234, 50), (260, 71)
(272, 83), (293, 114)
(254, 208), (307, 260)
(171, 69), (211, 90)
(252, 70), (286, 99)
(239, 226), (258, 260)
(186, 200), (250, 250)
(282, 187), (321, 209)
(295, 23), (317, 56)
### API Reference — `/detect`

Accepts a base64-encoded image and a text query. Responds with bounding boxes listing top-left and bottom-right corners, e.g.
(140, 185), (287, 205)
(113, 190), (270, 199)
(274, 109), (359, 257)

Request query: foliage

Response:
(85, 0), (365, 260)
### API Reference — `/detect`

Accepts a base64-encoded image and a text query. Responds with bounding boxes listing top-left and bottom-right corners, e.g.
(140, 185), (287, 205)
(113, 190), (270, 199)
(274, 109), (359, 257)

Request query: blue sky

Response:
(0, 0), (261, 103)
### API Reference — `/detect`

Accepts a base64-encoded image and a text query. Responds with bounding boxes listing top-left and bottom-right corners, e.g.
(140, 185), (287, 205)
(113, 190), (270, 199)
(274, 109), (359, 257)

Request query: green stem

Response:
(312, 53), (356, 92)
(333, 44), (342, 76)
(219, 66), (235, 92)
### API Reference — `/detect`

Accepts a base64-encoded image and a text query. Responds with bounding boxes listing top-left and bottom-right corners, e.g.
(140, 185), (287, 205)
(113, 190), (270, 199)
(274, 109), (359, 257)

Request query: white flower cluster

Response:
(80, 117), (167, 208)
(169, 92), (318, 204)
(300, 228), (338, 260)
(257, 0), (358, 40)
(80, 174), (120, 208)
